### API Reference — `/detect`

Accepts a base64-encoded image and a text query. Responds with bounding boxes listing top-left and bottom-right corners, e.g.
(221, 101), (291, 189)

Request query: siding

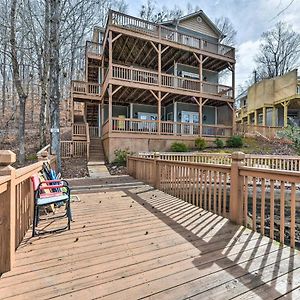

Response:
(179, 16), (219, 39)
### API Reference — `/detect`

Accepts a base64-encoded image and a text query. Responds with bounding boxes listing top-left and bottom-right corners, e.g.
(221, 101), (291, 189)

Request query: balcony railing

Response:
(104, 117), (232, 137)
(72, 80), (101, 97)
(86, 41), (102, 57)
(109, 11), (235, 59)
(112, 64), (233, 99)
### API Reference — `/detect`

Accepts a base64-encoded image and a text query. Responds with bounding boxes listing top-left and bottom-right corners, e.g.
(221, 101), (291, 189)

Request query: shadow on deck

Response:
(0, 176), (299, 299)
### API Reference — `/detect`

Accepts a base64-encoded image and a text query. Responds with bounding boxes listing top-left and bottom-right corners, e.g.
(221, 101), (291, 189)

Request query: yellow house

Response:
(236, 70), (300, 127)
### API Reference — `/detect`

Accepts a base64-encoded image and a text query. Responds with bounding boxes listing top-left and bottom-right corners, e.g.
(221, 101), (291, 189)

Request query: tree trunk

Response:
(39, 0), (50, 148)
(49, 0), (61, 171)
(1, 44), (7, 116)
(10, 0), (28, 164)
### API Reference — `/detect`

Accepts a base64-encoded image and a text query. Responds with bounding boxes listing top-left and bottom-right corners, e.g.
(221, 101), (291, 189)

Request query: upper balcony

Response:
(110, 64), (233, 100)
(108, 11), (235, 61)
(86, 41), (102, 60)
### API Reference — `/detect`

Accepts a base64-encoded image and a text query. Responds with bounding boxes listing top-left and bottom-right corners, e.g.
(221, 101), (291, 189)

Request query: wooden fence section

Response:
(60, 141), (89, 158)
(128, 152), (300, 249)
(0, 150), (56, 274)
(138, 152), (300, 172)
(236, 123), (283, 139)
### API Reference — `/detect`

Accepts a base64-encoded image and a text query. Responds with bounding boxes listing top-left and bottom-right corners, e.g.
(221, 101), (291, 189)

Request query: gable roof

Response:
(160, 10), (223, 38)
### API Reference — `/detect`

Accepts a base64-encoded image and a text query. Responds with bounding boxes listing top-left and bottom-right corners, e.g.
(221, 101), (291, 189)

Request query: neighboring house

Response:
(236, 70), (300, 128)
(71, 10), (236, 162)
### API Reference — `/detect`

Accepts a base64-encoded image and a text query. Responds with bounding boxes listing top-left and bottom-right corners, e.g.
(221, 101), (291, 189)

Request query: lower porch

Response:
(1, 177), (299, 299)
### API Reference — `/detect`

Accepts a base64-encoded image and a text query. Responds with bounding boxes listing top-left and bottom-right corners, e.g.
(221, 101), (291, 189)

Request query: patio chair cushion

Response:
(36, 194), (69, 206)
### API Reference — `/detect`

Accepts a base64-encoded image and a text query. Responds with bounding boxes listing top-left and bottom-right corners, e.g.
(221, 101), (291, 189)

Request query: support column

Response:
(158, 43), (161, 86)
(98, 104), (101, 137)
(262, 107), (266, 126)
(199, 98), (203, 136)
(272, 107), (276, 126)
(173, 101), (177, 135)
(158, 91), (161, 135)
(108, 84), (112, 133)
(0, 150), (16, 273)
(108, 30), (112, 79)
(199, 54), (203, 92)
(283, 102), (288, 127)
(254, 110), (257, 126)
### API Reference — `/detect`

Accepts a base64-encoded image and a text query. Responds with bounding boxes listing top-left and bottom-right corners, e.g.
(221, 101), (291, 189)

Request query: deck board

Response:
(0, 179), (299, 299)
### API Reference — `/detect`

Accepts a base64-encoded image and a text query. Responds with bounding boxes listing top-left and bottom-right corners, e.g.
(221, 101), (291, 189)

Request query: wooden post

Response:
(254, 110), (257, 126)
(158, 43), (161, 87)
(153, 152), (160, 189)
(272, 107), (276, 126)
(108, 30), (112, 79)
(262, 107), (266, 126)
(229, 151), (245, 225)
(0, 150), (16, 273)
(283, 101), (288, 127)
(199, 97), (203, 136)
(199, 54), (203, 92)
(158, 91), (161, 135)
(109, 84), (112, 133)
(247, 113), (250, 125)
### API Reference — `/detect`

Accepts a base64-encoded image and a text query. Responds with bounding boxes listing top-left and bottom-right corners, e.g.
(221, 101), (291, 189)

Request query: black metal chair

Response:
(31, 176), (71, 237)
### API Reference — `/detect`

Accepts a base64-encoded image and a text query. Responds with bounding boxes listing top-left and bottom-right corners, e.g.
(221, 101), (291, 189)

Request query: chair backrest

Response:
(31, 175), (40, 191)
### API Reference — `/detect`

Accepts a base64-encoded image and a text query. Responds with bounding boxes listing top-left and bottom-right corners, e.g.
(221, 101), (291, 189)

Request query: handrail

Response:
(109, 10), (235, 59)
(127, 153), (300, 248)
(112, 63), (233, 98)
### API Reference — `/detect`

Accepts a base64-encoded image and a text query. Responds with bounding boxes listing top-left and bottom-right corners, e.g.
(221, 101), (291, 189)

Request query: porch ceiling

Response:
(106, 85), (231, 107)
(103, 33), (230, 73)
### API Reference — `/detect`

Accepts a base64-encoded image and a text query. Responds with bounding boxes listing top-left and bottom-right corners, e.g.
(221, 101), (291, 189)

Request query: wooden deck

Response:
(0, 177), (300, 299)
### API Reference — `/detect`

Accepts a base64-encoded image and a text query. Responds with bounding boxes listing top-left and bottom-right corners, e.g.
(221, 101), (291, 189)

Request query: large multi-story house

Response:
(236, 70), (300, 128)
(71, 10), (236, 162)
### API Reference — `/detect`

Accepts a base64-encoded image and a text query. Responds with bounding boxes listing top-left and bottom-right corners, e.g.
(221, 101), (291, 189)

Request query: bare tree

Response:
(215, 17), (237, 46)
(10, 0), (28, 164)
(49, 0), (61, 171)
(255, 22), (300, 79)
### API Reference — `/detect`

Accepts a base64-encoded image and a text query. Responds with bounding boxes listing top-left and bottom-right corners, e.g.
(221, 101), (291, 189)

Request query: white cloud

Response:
(236, 40), (261, 88)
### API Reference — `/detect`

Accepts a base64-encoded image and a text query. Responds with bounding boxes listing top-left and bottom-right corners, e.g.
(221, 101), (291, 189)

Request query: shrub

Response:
(277, 118), (300, 153)
(226, 135), (243, 148)
(170, 142), (189, 152)
(214, 138), (224, 148)
(113, 148), (132, 166)
(195, 138), (206, 150)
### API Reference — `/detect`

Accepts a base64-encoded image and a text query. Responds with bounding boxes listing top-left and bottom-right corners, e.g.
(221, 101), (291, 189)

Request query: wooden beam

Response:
(192, 96), (200, 105)
(150, 41), (158, 53)
(108, 84), (112, 133)
(109, 31), (113, 79)
(202, 99), (209, 106)
(193, 53), (201, 63)
(112, 85), (122, 96)
(150, 90), (159, 101)
(161, 92), (169, 101)
(161, 45), (170, 54)
(117, 36), (129, 60)
(132, 42), (148, 64)
(227, 102), (234, 111)
(125, 39), (139, 63)
(141, 47), (154, 65)
(112, 33), (122, 43)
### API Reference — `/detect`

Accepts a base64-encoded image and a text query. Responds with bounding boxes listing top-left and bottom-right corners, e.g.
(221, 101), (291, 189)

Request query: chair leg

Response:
(32, 205), (37, 237)
(67, 200), (71, 230)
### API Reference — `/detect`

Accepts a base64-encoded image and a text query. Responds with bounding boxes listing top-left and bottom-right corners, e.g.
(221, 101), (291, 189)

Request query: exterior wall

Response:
(178, 16), (219, 39)
(176, 63), (218, 83)
(217, 105), (232, 126)
(103, 135), (222, 162)
(247, 70), (298, 111)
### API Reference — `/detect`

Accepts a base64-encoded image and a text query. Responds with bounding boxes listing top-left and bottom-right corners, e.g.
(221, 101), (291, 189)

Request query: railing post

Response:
(0, 150), (16, 273)
(153, 152), (160, 188)
(229, 151), (245, 225)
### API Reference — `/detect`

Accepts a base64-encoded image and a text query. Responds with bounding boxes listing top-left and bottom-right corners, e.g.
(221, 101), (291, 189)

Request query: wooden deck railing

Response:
(86, 41), (102, 57)
(112, 64), (233, 99)
(109, 10), (235, 59)
(128, 152), (300, 248)
(71, 80), (101, 97)
(236, 123), (283, 139)
(138, 152), (300, 172)
(109, 117), (232, 137)
(89, 126), (99, 138)
(0, 150), (57, 274)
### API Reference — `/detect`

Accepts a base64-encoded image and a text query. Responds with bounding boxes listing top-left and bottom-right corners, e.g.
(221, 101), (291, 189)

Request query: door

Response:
(181, 111), (199, 135)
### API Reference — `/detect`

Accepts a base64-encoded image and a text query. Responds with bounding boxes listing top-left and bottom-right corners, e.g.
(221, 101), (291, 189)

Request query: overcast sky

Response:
(127, 0), (300, 92)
